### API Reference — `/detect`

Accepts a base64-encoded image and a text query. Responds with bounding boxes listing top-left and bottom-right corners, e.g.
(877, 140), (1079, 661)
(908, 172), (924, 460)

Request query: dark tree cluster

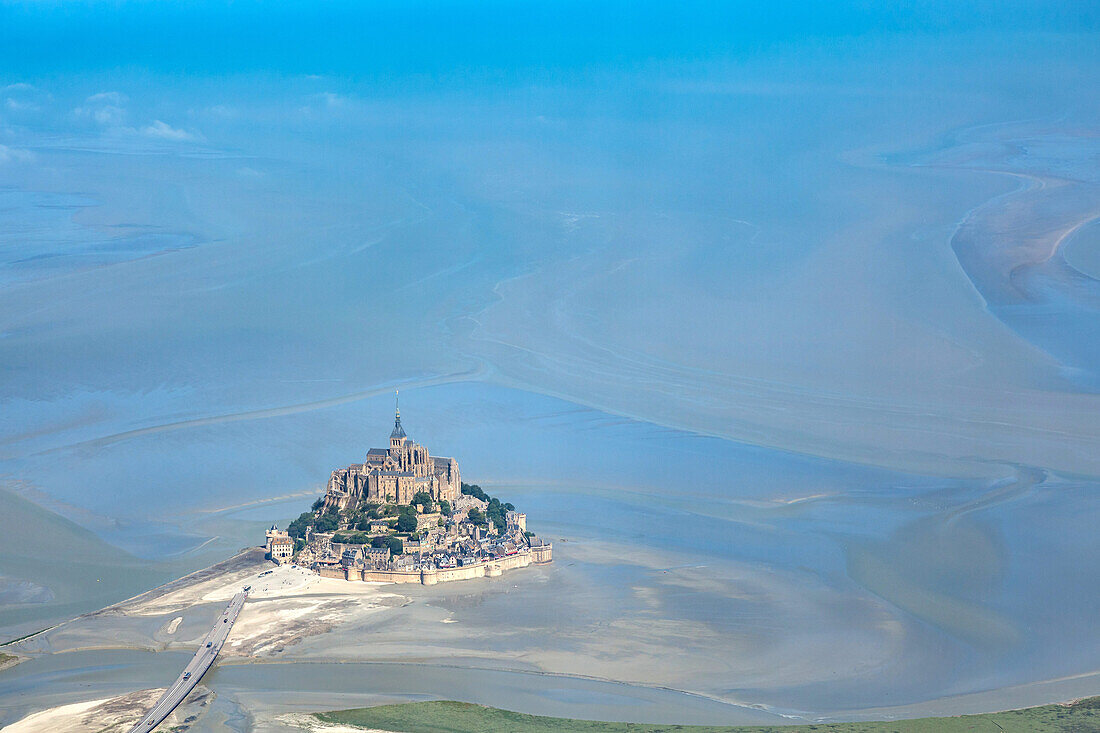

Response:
(287, 511), (313, 539)
(396, 506), (418, 533)
(287, 505), (339, 538)
(461, 483), (515, 533)
(343, 500), (393, 531)
(314, 510), (339, 533)
(460, 482), (489, 502)
(371, 535), (403, 555)
(485, 497), (508, 534)
(411, 491), (434, 513)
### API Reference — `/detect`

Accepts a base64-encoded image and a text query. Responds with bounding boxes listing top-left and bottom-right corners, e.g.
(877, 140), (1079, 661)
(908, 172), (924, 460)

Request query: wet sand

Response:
(1063, 217), (1100, 281)
(4, 504), (1097, 730)
(1, 16), (1099, 731)
(3, 686), (215, 733)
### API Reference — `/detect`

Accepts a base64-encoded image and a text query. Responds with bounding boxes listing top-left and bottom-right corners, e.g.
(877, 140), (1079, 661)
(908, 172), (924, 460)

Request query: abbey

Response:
(274, 395), (550, 582)
(322, 401), (460, 511)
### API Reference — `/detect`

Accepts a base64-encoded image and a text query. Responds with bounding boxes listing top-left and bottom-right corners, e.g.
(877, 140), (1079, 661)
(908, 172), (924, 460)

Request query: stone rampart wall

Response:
(351, 550), (542, 585)
(531, 543), (553, 564)
(360, 569), (426, 584)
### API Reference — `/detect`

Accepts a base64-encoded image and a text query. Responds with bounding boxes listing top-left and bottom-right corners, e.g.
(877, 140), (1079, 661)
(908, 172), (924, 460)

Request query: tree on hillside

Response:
(411, 491), (434, 513)
(314, 511), (339, 533)
(396, 507), (418, 533)
(461, 482), (489, 502)
(287, 512), (314, 539)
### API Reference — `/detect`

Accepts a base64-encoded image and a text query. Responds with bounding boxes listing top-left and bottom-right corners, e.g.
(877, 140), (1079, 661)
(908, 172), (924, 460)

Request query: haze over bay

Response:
(1, 1), (1099, 728)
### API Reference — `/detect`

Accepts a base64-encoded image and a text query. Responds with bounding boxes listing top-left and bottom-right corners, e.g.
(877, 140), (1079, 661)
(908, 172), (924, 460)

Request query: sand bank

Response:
(3, 686), (213, 733)
(274, 713), (387, 733)
(0, 651), (24, 671)
(99, 553), (407, 658)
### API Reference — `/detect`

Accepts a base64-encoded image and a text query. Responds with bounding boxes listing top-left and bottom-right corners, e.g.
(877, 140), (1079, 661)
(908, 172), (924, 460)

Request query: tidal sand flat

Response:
(2, 687), (214, 733)
(2, 2), (1099, 730)
(5, 406), (1097, 724)
(1062, 218), (1100, 281)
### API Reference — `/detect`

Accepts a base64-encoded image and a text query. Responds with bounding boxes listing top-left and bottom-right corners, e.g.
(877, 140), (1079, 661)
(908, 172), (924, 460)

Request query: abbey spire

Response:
(324, 395), (460, 511)
(390, 389), (407, 444)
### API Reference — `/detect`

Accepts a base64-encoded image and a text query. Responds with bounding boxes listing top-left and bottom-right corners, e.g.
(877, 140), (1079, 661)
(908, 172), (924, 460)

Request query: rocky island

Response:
(266, 396), (552, 584)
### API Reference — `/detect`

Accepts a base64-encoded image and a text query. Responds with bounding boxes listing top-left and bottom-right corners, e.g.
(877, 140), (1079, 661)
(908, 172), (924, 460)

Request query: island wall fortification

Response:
(272, 396), (551, 584)
(317, 546), (553, 585)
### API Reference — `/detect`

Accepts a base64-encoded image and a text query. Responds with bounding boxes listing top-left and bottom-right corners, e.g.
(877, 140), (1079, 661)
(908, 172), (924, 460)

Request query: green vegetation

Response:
(369, 535), (403, 555)
(288, 506), (340, 538)
(460, 483), (511, 533)
(332, 531), (372, 544)
(291, 480), (513, 557)
(314, 509), (339, 533)
(485, 497), (507, 534)
(287, 511), (313, 539)
(346, 501), (386, 529)
(396, 506), (418, 533)
(316, 698), (1100, 733)
(460, 482), (489, 502)
(412, 490), (435, 513)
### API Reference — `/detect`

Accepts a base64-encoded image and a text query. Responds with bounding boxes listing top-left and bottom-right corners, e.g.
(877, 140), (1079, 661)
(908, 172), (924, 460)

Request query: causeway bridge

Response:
(128, 589), (247, 732)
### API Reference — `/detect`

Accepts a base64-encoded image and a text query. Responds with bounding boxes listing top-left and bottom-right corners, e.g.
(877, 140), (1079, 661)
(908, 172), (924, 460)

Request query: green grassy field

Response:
(316, 697), (1100, 733)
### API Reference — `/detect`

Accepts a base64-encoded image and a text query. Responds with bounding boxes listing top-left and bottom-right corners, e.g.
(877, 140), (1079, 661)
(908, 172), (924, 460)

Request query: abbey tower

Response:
(322, 394), (460, 512)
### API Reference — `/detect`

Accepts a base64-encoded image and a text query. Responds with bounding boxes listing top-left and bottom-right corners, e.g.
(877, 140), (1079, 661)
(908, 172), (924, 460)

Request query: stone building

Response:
(266, 524), (294, 563)
(528, 536), (554, 564)
(415, 512), (442, 531)
(364, 546), (391, 564)
(506, 511), (527, 533)
(322, 397), (460, 512)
